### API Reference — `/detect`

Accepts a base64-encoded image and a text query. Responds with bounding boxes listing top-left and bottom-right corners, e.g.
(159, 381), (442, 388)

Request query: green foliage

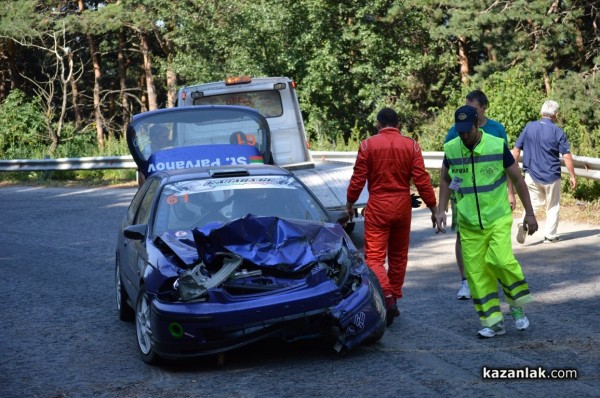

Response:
(0, 90), (47, 158)
(551, 71), (600, 157)
(311, 120), (366, 151)
(572, 179), (600, 202)
(417, 66), (546, 151)
(473, 66), (546, 145)
(415, 89), (464, 152)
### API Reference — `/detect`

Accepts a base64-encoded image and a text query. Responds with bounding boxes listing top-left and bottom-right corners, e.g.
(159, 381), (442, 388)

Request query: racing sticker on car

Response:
(165, 193), (189, 205)
(147, 157), (251, 173)
(203, 176), (295, 189)
(144, 144), (265, 176)
(354, 312), (366, 329)
(230, 131), (257, 146)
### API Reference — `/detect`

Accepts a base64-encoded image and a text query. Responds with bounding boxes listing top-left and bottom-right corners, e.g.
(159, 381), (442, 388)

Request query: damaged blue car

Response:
(115, 106), (386, 364)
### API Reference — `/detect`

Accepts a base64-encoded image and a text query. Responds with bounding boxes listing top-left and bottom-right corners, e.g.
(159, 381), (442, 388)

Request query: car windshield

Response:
(129, 107), (269, 162)
(152, 175), (329, 236)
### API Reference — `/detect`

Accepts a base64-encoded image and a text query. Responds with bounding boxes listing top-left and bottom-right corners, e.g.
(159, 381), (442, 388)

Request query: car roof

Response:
(178, 77), (292, 94)
(149, 163), (293, 184)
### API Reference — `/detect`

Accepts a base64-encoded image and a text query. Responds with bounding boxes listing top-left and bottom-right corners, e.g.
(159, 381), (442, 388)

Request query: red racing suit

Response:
(347, 127), (436, 300)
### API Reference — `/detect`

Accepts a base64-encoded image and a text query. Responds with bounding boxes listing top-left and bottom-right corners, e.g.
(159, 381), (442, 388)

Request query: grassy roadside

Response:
(519, 193), (600, 226)
(430, 188), (600, 226)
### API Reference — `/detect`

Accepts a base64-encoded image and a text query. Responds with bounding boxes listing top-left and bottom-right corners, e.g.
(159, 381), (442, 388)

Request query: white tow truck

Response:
(176, 76), (368, 217)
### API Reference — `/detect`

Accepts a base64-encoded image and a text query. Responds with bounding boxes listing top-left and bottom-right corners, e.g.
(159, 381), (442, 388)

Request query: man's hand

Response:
(432, 207), (446, 233)
(523, 214), (538, 235)
(411, 193), (422, 208)
(343, 202), (355, 224)
(508, 191), (517, 211)
(336, 211), (350, 226)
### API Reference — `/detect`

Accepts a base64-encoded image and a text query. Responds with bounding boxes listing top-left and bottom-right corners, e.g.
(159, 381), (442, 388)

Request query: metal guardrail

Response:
(311, 151), (600, 181)
(0, 155), (138, 172)
(1, 151), (599, 180)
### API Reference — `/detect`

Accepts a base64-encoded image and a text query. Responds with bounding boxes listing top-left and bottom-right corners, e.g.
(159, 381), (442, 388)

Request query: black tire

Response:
(135, 288), (161, 365)
(363, 268), (386, 344)
(115, 257), (134, 322)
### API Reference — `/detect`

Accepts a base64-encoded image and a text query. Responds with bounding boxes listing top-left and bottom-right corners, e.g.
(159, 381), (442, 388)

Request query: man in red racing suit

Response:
(345, 108), (439, 326)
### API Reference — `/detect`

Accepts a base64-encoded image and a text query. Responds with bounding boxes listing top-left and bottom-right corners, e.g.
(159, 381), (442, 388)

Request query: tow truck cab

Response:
(177, 77), (313, 169)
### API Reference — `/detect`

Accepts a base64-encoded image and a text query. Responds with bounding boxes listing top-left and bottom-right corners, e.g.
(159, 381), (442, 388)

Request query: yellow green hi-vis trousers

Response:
(460, 214), (533, 327)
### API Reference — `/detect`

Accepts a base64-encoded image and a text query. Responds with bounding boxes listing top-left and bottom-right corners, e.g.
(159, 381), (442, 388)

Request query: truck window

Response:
(194, 90), (283, 118)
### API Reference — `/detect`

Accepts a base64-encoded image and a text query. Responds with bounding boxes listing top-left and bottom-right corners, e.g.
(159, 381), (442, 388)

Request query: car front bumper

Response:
(149, 270), (385, 359)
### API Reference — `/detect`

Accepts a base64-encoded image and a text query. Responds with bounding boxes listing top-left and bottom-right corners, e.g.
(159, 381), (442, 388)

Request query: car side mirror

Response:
(124, 224), (147, 241)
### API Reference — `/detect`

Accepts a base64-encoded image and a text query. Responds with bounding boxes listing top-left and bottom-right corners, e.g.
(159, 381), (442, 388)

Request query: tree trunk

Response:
(45, 92), (59, 154)
(458, 36), (470, 85)
(55, 41), (73, 143)
(483, 29), (496, 63)
(79, 0), (102, 145)
(139, 73), (148, 114)
(140, 33), (158, 110)
(0, 41), (6, 101)
(68, 51), (83, 129)
(88, 33), (104, 147)
(3, 39), (19, 94)
(0, 69), (5, 102)
(69, 0), (83, 130)
(118, 28), (130, 135)
(544, 70), (552, 95)
(152, 24), (177, 108)
(166, 59), (177, 108)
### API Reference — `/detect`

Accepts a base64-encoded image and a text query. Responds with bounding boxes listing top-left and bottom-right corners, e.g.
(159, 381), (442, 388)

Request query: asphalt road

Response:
(0, 185), (599, 398)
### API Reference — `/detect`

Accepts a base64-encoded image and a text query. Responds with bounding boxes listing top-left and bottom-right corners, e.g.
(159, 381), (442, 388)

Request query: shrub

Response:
(0, 90), (47, 158)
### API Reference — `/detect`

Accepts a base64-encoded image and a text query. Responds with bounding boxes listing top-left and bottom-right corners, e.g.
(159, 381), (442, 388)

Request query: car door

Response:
(121, 179), (161, 292)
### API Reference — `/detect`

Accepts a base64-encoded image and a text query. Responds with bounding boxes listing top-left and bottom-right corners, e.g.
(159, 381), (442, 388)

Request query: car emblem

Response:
(354, 312), (366, 329)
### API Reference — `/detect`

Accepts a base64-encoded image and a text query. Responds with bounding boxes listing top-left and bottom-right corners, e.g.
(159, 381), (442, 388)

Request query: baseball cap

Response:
(454, 105), (478, 133)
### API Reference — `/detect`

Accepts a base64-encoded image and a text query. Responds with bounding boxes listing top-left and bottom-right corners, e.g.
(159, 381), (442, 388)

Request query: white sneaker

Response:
(457, 280), (471, 300)
(477, 322), (506, 338)
(510, 306), (530, 330)
(516, 223), (527, 244)
(543, 236), (560, 244)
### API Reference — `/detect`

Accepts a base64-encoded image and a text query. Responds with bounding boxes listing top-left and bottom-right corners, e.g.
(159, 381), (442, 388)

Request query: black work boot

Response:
(385, 296), (400, 326)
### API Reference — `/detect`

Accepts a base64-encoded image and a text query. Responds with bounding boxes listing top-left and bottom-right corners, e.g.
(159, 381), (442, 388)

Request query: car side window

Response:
(127, 182), (151, 224)
(134, 180), (160, 225)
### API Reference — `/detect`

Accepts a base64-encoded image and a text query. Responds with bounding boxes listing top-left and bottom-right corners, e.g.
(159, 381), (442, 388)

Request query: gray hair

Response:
(541, 100), (559, 117)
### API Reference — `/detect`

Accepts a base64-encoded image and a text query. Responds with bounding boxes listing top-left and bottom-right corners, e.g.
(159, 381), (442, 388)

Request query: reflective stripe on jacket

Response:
(444, 132), (511, 229)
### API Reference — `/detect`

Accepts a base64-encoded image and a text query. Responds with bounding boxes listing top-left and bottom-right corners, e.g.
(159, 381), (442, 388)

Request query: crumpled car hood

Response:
(159, 215), (352, 272)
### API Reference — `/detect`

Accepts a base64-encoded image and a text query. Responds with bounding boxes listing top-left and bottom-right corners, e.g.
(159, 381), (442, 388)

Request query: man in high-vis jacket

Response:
(435, 105), (539, 338)
(345, 108), (439, 327)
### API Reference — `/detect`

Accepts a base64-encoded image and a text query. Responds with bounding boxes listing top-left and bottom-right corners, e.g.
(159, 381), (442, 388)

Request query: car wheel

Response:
(135, 288), (160, 364)
(363, 268), (386, 344)
(115, 257), (134, 322)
